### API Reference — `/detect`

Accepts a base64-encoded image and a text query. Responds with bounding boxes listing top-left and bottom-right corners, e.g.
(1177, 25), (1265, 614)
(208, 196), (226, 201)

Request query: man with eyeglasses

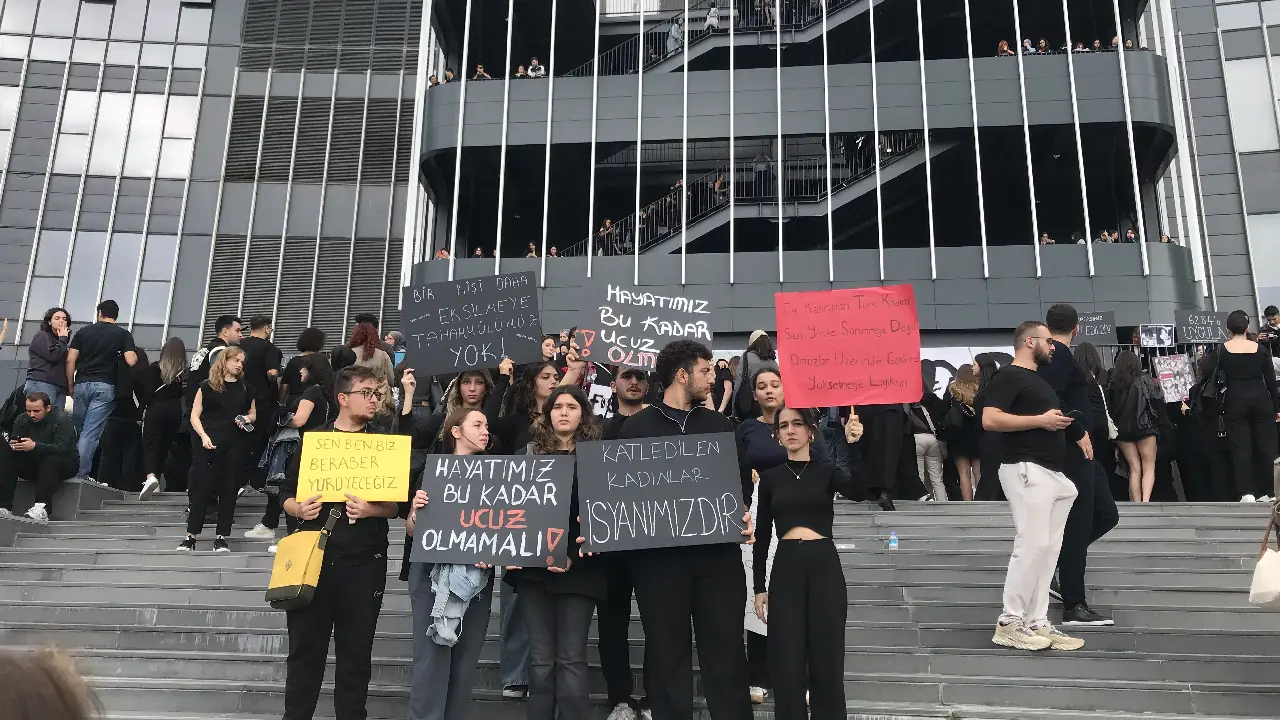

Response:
(981, 321), (1083, 653)
(279, 364), (413, 720)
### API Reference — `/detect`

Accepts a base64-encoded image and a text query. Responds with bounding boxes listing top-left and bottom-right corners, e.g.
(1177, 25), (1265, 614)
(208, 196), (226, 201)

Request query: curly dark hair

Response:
(505, 361), (561, 419)
(348, 322), (380, 362)
(530, 385), (601, 454)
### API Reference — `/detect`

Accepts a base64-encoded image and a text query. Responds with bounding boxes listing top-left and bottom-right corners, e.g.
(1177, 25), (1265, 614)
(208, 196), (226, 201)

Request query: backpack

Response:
(733, 352), (758, 420)
(0, 386), (25, 432)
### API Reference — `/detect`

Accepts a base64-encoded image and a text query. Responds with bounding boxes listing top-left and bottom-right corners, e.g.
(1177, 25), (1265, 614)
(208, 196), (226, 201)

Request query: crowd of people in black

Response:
(998, 36), (1147, 56)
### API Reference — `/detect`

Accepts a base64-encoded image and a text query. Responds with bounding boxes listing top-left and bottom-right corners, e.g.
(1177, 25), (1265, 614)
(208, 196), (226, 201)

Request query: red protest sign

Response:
(774, 284), (922, 408)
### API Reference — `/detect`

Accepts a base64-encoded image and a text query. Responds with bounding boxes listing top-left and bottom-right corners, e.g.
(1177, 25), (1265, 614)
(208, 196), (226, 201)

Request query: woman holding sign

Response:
(752, 405), (862, 720)
(505, 385), (605, 720)
(406, 407), (495, 720)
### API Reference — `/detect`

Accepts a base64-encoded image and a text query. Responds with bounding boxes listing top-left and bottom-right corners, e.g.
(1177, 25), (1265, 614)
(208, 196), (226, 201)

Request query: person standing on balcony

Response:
(667, 17), (683, 57)
(706, 3), (720, 31)
(529, 57), (546, 77)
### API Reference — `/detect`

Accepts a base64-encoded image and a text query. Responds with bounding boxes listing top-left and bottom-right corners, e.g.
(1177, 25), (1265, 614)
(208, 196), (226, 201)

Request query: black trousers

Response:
(142, 399), (189, 489)
(767, 539), (846, 720)
(631, 544), (751, 720)
(598, 555), (649, 707)
(1224, 388), (1279, 498)
(747, 630), (769, 689)
(521, 583), (594, 720)
(186, 441), (246, 537)
(0, 444), (77, 510)
(1056, 452), (1118, 609)
(1176, 429), (1233, 502)
(98, 418), (143, 492)
(863, 406), (905, 495)
(284, 557), (387, 720)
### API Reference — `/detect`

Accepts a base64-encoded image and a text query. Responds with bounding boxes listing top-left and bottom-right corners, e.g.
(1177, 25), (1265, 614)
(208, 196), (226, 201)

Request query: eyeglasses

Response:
(1026, 336), (1053, 343)
(342, 388), (385, 401)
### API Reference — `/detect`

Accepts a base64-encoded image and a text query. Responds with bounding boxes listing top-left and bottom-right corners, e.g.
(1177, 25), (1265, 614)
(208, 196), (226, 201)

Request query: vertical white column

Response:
(304, 71), (339, 328)
(1169, 171), (1188, 245)
(961, 0), (989, 277)
(821, 0), (834, 281)
(446, 0), (475, 281)
(493, 0), (516, 278)
(539, 0), (560, 285)
(729, 0), (737, 283)
(1060, 0), (1094, 274)
(1160, 0), (1206, 292)
(680, 0), (689, 284)
(1179, 31), (1217, 308)
(1217, 29), (1262, 313)
(1011, 0), (1041, 276)
(1114, 0), (1149, 274)
(585, 0), (602, 275)
(915, 0), (936, 279)
(402, 0), (435, 289)
(870, 3), (884, 280)
(632, 3), (645, 286)
(774, 0), (783, 282)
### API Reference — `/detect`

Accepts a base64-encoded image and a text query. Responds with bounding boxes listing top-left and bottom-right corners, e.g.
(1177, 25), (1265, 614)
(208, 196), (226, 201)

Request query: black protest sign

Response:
(576, 432), (744, 552)
(577, 283), (714, 370)
(402, 272), (544, 376)
(410, 455), (576, 568)
(1175, 310), (1230, 344)
(1076, 311), (1116, 343)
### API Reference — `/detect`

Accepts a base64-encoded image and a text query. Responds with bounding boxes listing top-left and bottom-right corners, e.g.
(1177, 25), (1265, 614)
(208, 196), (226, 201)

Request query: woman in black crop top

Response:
(752, 405), (863, 720)
(1217, 310), (1280, 501)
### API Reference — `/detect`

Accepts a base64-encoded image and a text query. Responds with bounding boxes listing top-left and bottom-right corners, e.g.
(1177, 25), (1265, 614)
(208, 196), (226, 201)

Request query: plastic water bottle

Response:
(888, 531), (899, 551)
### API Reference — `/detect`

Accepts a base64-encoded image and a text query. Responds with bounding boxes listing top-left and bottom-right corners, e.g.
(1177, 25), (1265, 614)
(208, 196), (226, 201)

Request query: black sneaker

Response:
(1049, 572), (1063, 602)
(1062, 602), (1113, 626)
(876, 491), (896, 512)
(213, 537), (230, 553)
(176, 536), (197, 552)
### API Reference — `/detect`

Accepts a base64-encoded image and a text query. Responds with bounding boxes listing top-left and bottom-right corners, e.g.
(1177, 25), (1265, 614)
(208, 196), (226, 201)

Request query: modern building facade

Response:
(0, 0), (1272, 361)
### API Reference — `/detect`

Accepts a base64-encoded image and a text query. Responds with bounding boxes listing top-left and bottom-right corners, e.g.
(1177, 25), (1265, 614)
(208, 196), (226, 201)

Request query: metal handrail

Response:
(562, 130), (923, 257)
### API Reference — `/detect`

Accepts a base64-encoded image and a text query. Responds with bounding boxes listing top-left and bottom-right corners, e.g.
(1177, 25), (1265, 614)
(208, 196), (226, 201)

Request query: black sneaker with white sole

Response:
(1062, 602), (1113, 626)
(213, 537), (230, 553)
(176, 536), (197, 551)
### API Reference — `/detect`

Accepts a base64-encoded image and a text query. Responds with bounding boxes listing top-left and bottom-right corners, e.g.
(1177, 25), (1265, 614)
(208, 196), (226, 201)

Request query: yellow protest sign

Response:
(296, 432), (411, 502)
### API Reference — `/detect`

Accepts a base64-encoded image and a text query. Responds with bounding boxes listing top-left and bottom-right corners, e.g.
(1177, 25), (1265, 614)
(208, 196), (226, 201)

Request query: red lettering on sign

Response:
(506, 509), (526, 529)
(774, 284), (922, 407)
(546, 528), (564, 552)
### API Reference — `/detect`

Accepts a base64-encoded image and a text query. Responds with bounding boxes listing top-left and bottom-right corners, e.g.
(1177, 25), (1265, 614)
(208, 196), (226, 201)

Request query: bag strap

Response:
(1258, 505), (1280, 561)
(321, 507), (342, 535)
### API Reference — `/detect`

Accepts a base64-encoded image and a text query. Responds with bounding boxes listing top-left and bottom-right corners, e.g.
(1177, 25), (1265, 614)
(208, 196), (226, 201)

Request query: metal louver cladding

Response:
(311, 236), (355, 343)
(346, 237), (386, 329)
(381, 234), (403, 332)
(338, 0), (376, 72)
(275, 0), (312, 46)
(225, 97), (267, 182)
(241, 234), (284, 315)
(361, 100), (399, 184)
(326, 99), (367, 184)
(204, 235), (248, 338)
(405, 0), (422, 70)
(395, 101), (413, 183)
(292, 98), (334, 183)
(274, 236), (318, 342)
(373, 0), (411, 46)
(239, 0), (281, 69)
(259, 98), (300, 182)
(306, 0), (343, 69)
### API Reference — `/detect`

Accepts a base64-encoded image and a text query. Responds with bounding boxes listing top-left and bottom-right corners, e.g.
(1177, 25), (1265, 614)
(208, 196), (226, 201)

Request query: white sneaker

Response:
(640, 709), (652, 720)
(24, 503), (48, 523)
(606, 703), (637, 720)
(0, 508), (12, 518)
(749, 686), (766, 704)
(1242, 494), (1257, 503)
(1260, 496), (1274, 504)
(243, 523), (275, 540)
(267, 544), (278, 554)
(79, 476), (107, 488)
(138, 476), (161, 501)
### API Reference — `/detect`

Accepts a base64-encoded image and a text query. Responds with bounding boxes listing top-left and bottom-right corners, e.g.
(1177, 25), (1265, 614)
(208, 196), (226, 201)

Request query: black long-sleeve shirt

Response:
(753, 451), (858, 593)
(735, 416), (830, 506)
(1037, 339), (1091, 443)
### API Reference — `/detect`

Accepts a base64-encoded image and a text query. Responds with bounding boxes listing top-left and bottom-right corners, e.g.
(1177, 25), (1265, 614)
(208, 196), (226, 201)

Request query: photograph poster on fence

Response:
(1153, 354), (1197, 403)
(1139, 324), (1176, 348)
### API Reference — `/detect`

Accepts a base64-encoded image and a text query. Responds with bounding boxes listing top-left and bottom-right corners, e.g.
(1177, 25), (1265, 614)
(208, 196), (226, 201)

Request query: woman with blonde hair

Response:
(180, 346), (256, 552)
(0, 648), (102, 720)
(941, 364), (981, 500)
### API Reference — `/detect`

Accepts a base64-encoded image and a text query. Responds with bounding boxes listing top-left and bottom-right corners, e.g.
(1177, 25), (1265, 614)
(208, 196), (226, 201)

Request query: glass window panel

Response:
(106, 41), (139, 65)
(144, 0), (180, 42)
(109, 0), (147, 40)
(61, 90), (98, 134)
(34, 230), (72, 276)
(1224, 57), (1280, 152)
(102, 233), (143, 323)
(72, 38), (106, 63)
(65, 231), (108, 320)
(89, 92), (131, 175)
(141, 234), (177, 281)
(35, 0), (79, 36)
(29, 37), (72, 61)
(173, 44), (205, 68)
(25, 278), (64, 321)
(1, 0), (37, 34)
(53, 133), (89, 173)
(140, 43), (172, 67)
(123, 94), (164, 176)
(0, 129), (11, 167)
(1265, 0), (1280, 22)
(76, 0), (112, 39)
(0, 86), (19, 130)
(1220, 1), (1262, 29)
(0, 35), (31, 59)
(163, 96), (198, 138)
(177, 6), (212, 44)
(134, 281), (170, 325)
(156, 137), (191, 178)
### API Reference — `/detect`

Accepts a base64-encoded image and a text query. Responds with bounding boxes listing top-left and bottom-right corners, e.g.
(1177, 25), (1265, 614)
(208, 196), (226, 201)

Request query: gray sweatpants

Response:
(998, 461), (1078, 626)
(407, 563), (494, 720)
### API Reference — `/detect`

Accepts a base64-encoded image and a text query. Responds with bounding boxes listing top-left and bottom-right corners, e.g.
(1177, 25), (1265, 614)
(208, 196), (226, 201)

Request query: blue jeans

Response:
(24, 380), (66, 414)
(72, 382), (115, 477)
(499, 574), (530, 689)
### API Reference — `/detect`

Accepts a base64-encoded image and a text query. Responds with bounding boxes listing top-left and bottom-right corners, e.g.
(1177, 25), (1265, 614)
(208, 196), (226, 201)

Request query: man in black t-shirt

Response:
(981, 321), (1082, 653)
(239, 315), (283, 501)
(66, 300), (138, 478)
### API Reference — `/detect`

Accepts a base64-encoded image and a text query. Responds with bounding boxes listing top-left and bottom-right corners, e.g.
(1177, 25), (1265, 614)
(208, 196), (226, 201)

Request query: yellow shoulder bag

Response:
(266, 508), (343, 610)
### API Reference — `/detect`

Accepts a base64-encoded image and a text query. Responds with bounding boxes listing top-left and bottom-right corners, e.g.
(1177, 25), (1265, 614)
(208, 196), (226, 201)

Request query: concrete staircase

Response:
(0, 492), (1277, 719)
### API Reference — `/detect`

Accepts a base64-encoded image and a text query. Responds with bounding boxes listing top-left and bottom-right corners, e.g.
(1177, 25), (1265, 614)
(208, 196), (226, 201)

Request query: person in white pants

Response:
(981, 321), (1084, 652)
